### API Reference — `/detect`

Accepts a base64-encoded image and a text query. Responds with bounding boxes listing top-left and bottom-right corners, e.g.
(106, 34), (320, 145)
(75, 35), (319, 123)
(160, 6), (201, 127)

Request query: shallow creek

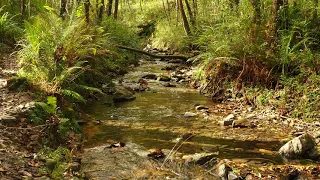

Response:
(81, 60), (285, 167)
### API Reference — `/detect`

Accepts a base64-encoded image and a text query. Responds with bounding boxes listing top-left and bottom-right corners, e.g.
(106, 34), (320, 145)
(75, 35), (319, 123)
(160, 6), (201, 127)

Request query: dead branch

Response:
(114, 44), (189, 61)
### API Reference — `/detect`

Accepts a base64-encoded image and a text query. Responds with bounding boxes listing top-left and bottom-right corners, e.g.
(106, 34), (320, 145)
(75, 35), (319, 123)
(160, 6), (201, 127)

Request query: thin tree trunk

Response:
(178, 0), (192, 36)
(21, 0), (26, 20)
(107, 0), (113, 16)
(176, 0), (179, 26)
(84, 0), (90, 23)
(270, 0), (288, 49)
(192, 0), (197, 23)
(162, 0), (170, 22)
(114, 0), (119, 19)
(60, 0), (68, 19)
(184, 0), (195, 27)
(98, 0), (104, 22)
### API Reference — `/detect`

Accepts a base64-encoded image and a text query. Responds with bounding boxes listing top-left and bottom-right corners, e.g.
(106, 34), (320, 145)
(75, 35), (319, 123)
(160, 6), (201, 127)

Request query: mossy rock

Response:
(113, 86), (136, 102)
(157, 75), (171, 82)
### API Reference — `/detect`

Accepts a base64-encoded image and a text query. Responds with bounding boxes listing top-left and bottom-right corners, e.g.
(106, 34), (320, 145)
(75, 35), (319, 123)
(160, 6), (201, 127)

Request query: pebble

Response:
(184, 112), (197, 117)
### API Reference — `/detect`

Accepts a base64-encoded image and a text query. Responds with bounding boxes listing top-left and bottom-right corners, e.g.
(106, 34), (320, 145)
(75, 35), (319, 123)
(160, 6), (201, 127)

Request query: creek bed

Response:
(82, 60), (285, 166)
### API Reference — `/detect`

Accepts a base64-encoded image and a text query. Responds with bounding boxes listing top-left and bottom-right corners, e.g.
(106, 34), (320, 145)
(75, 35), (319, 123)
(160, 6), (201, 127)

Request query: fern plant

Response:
(0, 7), (22, 44)
(18, 7), (106, 103)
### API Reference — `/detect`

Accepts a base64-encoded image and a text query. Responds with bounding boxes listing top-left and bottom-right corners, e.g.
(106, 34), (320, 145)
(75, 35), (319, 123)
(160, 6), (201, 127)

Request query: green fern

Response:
(35, 96), (57, 115)
(73, 84), (104, 95)
(59, 89), (86, 103)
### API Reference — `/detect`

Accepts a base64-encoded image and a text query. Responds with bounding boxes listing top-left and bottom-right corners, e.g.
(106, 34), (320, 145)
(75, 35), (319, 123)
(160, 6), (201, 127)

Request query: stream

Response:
(80, 59), (287, 179)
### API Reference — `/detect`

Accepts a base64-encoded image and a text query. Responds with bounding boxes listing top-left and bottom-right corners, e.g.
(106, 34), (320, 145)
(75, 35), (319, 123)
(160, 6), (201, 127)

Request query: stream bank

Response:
(80, 57), (320, 179)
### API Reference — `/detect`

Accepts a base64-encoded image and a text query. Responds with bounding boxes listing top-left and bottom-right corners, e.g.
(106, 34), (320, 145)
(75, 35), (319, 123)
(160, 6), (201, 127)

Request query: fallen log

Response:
(114, 44), (189, 61)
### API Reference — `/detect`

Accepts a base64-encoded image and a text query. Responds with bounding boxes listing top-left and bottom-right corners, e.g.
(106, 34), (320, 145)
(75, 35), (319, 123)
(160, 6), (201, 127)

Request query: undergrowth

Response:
(0, 6), (22, 46)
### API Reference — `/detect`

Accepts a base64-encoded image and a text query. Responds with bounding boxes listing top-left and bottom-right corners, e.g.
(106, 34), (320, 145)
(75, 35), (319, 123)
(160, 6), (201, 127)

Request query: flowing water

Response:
(82, 60), (284, 165)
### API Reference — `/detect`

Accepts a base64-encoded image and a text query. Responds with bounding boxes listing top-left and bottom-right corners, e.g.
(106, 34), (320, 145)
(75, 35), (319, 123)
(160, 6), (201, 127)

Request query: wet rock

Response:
(184, 112), (197, 117)
(232, 117), (251, 128)
(161, 65), (179, 71)
(220, 114), (235, 126)
(216, 161), (238, 180)
(162, 82), (176, 87)
(124, 84), (148, 92)
(182, 153), (218, 166)
(157, 75), (171, 82)
(142, 74), (157, 80)
(224, 114), (235, 121)
(147, 149), (165, 159)
(220, 120), (234, 126)
(81, 143), (154, 179)
(172, 75), (185, 82)
(168, 59), (184, 64)
(279, 133), (319, 160)
(195, 105), (209, 111)
(113, 86), (136, 102)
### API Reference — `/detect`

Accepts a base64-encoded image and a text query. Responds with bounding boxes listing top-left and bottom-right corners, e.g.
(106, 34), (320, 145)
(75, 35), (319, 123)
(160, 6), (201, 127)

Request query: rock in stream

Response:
(81, 142), (158, 179)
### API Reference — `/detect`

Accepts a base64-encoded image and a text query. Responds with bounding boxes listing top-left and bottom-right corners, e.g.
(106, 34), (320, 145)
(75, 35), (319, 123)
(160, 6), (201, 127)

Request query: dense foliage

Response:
(120, 0), (320, 121)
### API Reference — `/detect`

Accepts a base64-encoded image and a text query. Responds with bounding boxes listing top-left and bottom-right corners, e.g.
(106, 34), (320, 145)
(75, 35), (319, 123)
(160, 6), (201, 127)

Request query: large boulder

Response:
(279, 133), (319, 160)
(113, 86), (136, 102)
(81, 143), (155, 179)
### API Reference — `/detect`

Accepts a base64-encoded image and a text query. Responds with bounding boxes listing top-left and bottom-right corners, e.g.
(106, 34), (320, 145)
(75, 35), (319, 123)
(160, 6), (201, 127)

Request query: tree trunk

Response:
(60, 0), (68, 19)
(98, 0), (104, 22)
(178, 0), (192, 36)
(114, 0), (119, 19)
(162, 0), (170, 22)
(84, 0), (90, 23)
(184, 0), (195, 27)
(192, 0), (197, 23)
(21, 0), (26, 19)
(107, 0), (113, 16)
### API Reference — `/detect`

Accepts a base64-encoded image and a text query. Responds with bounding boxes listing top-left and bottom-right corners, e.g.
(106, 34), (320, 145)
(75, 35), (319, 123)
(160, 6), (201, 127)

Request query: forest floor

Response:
(0, 51), (46, 179)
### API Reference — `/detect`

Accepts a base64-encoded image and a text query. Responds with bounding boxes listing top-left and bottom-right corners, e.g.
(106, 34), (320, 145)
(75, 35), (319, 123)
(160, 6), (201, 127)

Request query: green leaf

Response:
(43, 6), (55, 11)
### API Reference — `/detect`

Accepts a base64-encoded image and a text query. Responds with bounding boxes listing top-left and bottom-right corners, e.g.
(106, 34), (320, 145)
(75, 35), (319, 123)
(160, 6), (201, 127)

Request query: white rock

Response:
(279, 133), (319, 159)
(184, 112), (197, 117)
(223, 114), (234, 121)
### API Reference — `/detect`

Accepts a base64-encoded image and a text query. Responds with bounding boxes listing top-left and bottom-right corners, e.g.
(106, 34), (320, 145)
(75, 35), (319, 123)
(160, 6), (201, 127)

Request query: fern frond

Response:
(59, 89), (86, 103)
(73, 84), (104, 95)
